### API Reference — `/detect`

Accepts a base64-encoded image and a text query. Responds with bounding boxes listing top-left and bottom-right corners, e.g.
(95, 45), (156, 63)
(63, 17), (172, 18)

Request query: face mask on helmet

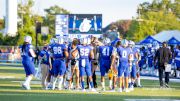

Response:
(128, 40), (135, 47)
(24, 36), (32, 44)
(57, 38), (64, 44)
(87, 38), (91, 45)
(81, 38), (88, 45)
(121, 39), (128, 47)
(103, 38), (111, 45)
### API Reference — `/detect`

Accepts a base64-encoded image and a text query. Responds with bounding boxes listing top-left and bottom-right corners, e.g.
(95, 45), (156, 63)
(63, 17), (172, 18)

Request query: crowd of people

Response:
(19, 35), (180, 92)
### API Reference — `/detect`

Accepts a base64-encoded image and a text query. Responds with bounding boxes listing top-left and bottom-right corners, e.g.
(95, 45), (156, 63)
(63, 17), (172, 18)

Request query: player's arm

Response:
(96, 46), (100, 60)
(72, 49), (78, 59)
(90, 49), (94, 60)
(110, 47), (116, 70)
(29, 45), (36, 58)
(64, 49), (69, 59)
(49, 56), (52, 70)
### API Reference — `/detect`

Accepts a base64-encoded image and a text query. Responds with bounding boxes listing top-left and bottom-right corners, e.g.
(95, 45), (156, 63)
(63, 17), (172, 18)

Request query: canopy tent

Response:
(168, 37), (180, 45)
(153, 30), (180, 42)
(138, 35), (161, 44)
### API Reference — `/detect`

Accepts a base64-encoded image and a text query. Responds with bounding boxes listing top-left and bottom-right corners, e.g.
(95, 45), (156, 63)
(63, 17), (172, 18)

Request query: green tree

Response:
(0, 19), (4, 30)
(127, 0), (180, 42)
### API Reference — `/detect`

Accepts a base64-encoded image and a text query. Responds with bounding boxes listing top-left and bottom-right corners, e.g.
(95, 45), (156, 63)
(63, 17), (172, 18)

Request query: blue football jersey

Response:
(175, 48), (180, 61)
(52, 43), (67, 59)
(111, 38), (120, 47)
(117, 46), (131, 63)
(99, 45), (114, 60)
(19, 44), (34, 60)
(39, 50), (50, 65)
(77, 45), (92, 59)
(129, 47), (139, 61)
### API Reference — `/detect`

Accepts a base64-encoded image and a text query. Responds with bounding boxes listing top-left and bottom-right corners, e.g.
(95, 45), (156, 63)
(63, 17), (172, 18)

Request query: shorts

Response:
(100, 60), (111, 76)
(70, 60), (79, 70)
(22, 60), (35, 76)
(79, 59), (92, 77)
(53, 59), (66, 76)
(118, 62), (129, 78)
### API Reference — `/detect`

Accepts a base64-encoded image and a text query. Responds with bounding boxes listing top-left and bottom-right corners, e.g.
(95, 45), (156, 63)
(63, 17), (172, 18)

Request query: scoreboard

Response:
(55, 14), (102, 38)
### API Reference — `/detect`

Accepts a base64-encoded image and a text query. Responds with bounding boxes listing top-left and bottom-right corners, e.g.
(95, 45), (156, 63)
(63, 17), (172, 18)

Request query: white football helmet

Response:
(57, 37), (64, 44)
(128, 40), (135, 47)
(103, 38), (111, 45)
(24, 35), (32, 44)
(87, 38), (91, 45)
(121, 39), (129, 47)
(50, 38), (56, 44)
(80, 38), (88, 45)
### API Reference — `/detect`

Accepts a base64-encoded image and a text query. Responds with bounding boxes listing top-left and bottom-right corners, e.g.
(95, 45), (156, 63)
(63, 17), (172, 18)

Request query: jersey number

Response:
(122, 51), (127, 58)
(20, 48), (25, 55)
(102, 48), (110, 56)
(80, 48), (89, 56)
(53, 47), (62, 54)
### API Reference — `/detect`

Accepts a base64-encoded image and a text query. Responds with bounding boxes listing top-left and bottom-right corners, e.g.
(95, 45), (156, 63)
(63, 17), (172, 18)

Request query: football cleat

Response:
(91, 88), (97, 92)
(22, 84), (31, 90)
(118, 88), (122, 93)
(125, 88), (130, 92)
(81, 89), (86, 92)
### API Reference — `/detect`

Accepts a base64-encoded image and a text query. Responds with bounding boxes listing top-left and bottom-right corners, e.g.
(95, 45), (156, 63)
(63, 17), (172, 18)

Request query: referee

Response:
(154, 42), (171, 88)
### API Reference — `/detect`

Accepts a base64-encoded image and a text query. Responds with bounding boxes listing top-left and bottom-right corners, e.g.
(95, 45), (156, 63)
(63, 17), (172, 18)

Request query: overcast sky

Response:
(0, 0), (152, 27)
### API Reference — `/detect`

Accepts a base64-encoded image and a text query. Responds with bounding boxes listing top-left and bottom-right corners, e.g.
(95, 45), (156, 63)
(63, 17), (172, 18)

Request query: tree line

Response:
(0, 0), (180, 45)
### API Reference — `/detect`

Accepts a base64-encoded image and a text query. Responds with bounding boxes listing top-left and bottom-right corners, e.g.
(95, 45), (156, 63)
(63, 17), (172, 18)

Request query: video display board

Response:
(55, 14), (102, 38)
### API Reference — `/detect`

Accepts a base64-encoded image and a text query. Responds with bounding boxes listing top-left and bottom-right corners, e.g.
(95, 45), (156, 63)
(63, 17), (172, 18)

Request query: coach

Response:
(154, 42), (171, 88)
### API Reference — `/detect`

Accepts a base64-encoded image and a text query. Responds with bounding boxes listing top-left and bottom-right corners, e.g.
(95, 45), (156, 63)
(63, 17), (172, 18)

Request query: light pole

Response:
(35, 21), (41, 49)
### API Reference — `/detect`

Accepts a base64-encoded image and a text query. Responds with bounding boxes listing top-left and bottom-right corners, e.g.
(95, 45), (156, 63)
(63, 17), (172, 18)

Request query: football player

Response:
(174, 45), (180, 78)
(50, 37), (69, 90)
(20, 36), (36, 90)
(128, 40), (141, 90)
(46, 38), (57, 89)
(97, 38), (116, 91)
(117, 39), (131, 92)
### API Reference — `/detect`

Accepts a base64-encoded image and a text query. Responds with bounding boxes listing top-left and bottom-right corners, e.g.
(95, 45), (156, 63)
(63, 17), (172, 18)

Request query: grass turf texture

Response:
(0, 64), (180, 101)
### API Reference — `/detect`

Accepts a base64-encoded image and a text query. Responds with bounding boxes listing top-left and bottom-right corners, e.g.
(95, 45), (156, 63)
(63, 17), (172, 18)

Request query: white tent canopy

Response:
(152, 30), (180, 42)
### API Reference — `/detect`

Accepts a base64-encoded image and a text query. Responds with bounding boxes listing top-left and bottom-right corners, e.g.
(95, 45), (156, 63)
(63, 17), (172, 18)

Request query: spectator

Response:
(154, 42), (171, 88)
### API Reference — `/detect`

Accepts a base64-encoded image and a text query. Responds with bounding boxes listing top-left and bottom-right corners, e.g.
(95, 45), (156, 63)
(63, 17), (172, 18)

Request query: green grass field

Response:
(0, 64), (180, 101)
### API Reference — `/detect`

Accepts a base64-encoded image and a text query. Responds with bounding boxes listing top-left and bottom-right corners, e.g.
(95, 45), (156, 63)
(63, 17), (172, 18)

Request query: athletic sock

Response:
(109, 80), (112, 88)
(101, 82), (105, 89)
(137, 77), (141, 86)
(81, 81), (85, 89)
(52, 77), (57, 90)
(24, 76), (32, 86)
(90, 81), (94, 88)
(58, 77), (63, 89)
(128, 79), (131, 88)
